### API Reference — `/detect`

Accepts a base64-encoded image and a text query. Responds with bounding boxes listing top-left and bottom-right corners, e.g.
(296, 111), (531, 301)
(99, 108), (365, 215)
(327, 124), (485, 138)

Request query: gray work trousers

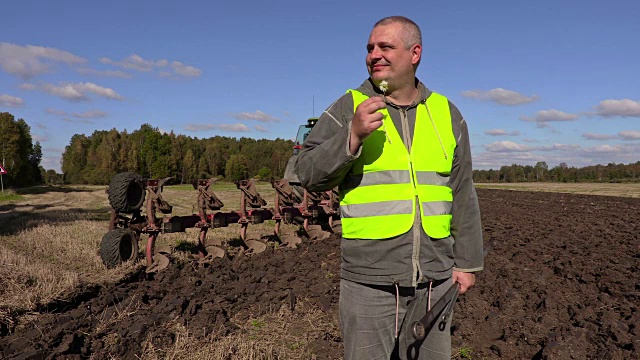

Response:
(340, 277), (453, 360)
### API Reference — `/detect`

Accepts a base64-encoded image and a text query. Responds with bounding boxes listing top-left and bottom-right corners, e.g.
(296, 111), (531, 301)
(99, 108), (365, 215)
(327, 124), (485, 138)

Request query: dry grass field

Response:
(0, 182), (310, 359)
(475, 182), (640, 198)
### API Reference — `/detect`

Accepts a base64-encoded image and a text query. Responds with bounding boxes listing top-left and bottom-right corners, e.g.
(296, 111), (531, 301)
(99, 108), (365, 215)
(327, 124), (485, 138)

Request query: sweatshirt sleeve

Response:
(294, 93), (361, 192)
(448, 102), (484, 273)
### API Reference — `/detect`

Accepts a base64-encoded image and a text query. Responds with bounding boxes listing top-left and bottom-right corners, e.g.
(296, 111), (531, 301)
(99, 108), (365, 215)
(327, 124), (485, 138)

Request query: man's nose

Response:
(369, 46), (382, 59)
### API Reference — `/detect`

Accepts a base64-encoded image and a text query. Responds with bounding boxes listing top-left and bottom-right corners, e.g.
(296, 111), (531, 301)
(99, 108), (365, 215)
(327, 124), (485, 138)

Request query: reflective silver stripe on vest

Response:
(415, 171), (450, 186)
(342, 170), (411, 190)
(421, 201), (452, 216)
(340, 200), (413, 218)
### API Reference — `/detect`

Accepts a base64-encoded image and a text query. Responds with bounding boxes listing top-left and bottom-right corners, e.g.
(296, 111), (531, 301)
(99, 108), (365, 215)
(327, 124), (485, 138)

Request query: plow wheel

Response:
(305, 224), (331, 241)
(108, 172), (145, 213)
(100, 228), (139, 268)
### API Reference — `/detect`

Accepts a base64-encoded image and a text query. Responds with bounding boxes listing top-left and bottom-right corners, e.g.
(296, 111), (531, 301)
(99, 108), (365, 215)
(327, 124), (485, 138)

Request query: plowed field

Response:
(1, 188), (638, 359)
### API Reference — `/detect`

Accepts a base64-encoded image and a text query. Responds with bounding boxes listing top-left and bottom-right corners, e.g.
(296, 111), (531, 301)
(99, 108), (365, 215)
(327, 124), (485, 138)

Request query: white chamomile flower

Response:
(379, 80), (389, 93)
(377, 80), (391, 144)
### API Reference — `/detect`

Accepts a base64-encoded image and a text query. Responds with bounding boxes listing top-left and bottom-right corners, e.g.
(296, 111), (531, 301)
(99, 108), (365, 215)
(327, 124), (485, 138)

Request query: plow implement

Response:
(100, 172), (340, 272)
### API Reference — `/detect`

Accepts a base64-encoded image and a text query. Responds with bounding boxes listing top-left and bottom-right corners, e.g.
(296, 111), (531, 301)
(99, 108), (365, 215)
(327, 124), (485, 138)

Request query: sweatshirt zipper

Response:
(400, 107), (422, 288)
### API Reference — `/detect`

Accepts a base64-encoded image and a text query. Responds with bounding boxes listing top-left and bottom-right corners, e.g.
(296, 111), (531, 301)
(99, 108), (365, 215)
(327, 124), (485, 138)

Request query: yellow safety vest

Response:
(340, 89), (456, 239)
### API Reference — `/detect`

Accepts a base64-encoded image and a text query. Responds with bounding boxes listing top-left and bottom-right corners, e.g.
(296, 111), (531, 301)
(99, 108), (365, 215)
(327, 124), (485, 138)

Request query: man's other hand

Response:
(452, 271), (476, 294)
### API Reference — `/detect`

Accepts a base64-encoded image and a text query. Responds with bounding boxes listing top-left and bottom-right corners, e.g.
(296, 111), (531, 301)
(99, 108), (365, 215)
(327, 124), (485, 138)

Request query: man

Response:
(294, 16), (483, 360)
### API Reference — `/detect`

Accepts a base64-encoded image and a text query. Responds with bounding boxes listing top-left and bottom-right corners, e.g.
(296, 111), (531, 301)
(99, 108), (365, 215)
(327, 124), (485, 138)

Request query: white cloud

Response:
(595, 99), (640, 118)
(171, 61), (202, 77)
(33, 134), (49, 142)
(73, 110), (108, 119)
(77, 68), (132, 78)
(40, 155), (61, 172)
(217, 124), (251, 132)
(101, 54), (202, 78)
(520, 109), (578, 127)
(48, 108), (108, 120)
(485, 141), (578, 153)
(0, 94), (25, 107)
(582, 133), (616, 141)
(582, 144), (622, 154)
(23, 82), (123, 101)
(232, 110), (279, 122)
(41, 83), (85, 101)
(255, 125), (268, 133)
(0, 42), (86, 79)
(63, 117), (94, 124)
(484, 129), (520, 136)
(461, 88), (539, 105)
(474, 141), (640, 170)
(77, 82), (122, 100)
(185, 123), (251, 132)
(185, 124), (215, 131)
(46, 108), (67, 116)
(473, 151), (539, 169)
(619, 130), (640, 140)
(100, 54), (164, 72)
(538, 144), (580, 152)
(484, 141), (531, 152)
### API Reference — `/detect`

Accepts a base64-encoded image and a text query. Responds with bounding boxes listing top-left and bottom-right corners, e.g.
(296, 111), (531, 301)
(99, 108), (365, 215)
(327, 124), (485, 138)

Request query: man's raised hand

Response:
(349, 97), (386, 154)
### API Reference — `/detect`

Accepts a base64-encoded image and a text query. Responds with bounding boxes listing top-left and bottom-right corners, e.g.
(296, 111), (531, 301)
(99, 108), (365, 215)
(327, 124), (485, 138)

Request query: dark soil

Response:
(454, 189), (639, 360)
(1, 189), (639, 359)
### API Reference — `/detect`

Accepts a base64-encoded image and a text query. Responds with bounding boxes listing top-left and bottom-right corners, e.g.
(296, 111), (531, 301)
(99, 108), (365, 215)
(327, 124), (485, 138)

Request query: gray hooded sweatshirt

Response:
(294, 78), (483, 287)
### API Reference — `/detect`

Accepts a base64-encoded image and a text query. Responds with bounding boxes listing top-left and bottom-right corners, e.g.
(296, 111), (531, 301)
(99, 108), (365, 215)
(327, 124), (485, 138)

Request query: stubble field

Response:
(0, 182), (638, 359)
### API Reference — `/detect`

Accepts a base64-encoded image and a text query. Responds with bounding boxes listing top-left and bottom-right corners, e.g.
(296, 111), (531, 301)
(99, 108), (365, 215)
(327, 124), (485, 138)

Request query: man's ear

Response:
(411, 44), (422, 66)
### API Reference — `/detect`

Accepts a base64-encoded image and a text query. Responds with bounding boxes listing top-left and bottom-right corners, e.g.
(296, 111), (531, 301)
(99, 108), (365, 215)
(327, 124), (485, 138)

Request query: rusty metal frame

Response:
(106, 176), (340, 269)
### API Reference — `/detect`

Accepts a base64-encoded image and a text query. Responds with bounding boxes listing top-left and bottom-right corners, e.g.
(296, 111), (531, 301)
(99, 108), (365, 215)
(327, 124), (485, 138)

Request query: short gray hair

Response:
(374, 16), (422, 49)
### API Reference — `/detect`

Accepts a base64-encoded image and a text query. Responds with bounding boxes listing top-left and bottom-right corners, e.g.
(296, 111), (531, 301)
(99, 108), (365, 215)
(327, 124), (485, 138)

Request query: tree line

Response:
(473, 161), (640, 183)
(61, 124), (294, 185)
(2, 111), (639, 188)
(0, 112), (43, 188)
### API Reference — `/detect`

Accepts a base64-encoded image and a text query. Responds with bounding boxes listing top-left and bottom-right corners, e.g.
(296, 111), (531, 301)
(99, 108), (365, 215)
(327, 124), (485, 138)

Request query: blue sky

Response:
(1, 0), (639, 172)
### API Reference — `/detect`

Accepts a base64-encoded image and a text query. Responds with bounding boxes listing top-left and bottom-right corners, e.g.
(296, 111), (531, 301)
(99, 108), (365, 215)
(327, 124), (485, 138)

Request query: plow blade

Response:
(278, 229), (302, 248)
(305, 224), (331, 241)
(331, 219), (342, 234)
(244, 239), (267, 254)
(146, 245), (172, 273)
(204, 245), (225, 259)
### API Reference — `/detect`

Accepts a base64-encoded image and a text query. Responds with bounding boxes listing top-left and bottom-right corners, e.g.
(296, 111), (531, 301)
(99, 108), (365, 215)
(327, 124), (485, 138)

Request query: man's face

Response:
(366, 23), (420, 87)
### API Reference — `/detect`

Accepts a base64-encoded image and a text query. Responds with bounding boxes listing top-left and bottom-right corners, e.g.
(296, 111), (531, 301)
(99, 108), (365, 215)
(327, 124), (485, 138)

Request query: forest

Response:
(60, 123), (294, 185)
(1, 111), (639, 188)
(472, 161), (640, 183)
(0, 112), (43, 187)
